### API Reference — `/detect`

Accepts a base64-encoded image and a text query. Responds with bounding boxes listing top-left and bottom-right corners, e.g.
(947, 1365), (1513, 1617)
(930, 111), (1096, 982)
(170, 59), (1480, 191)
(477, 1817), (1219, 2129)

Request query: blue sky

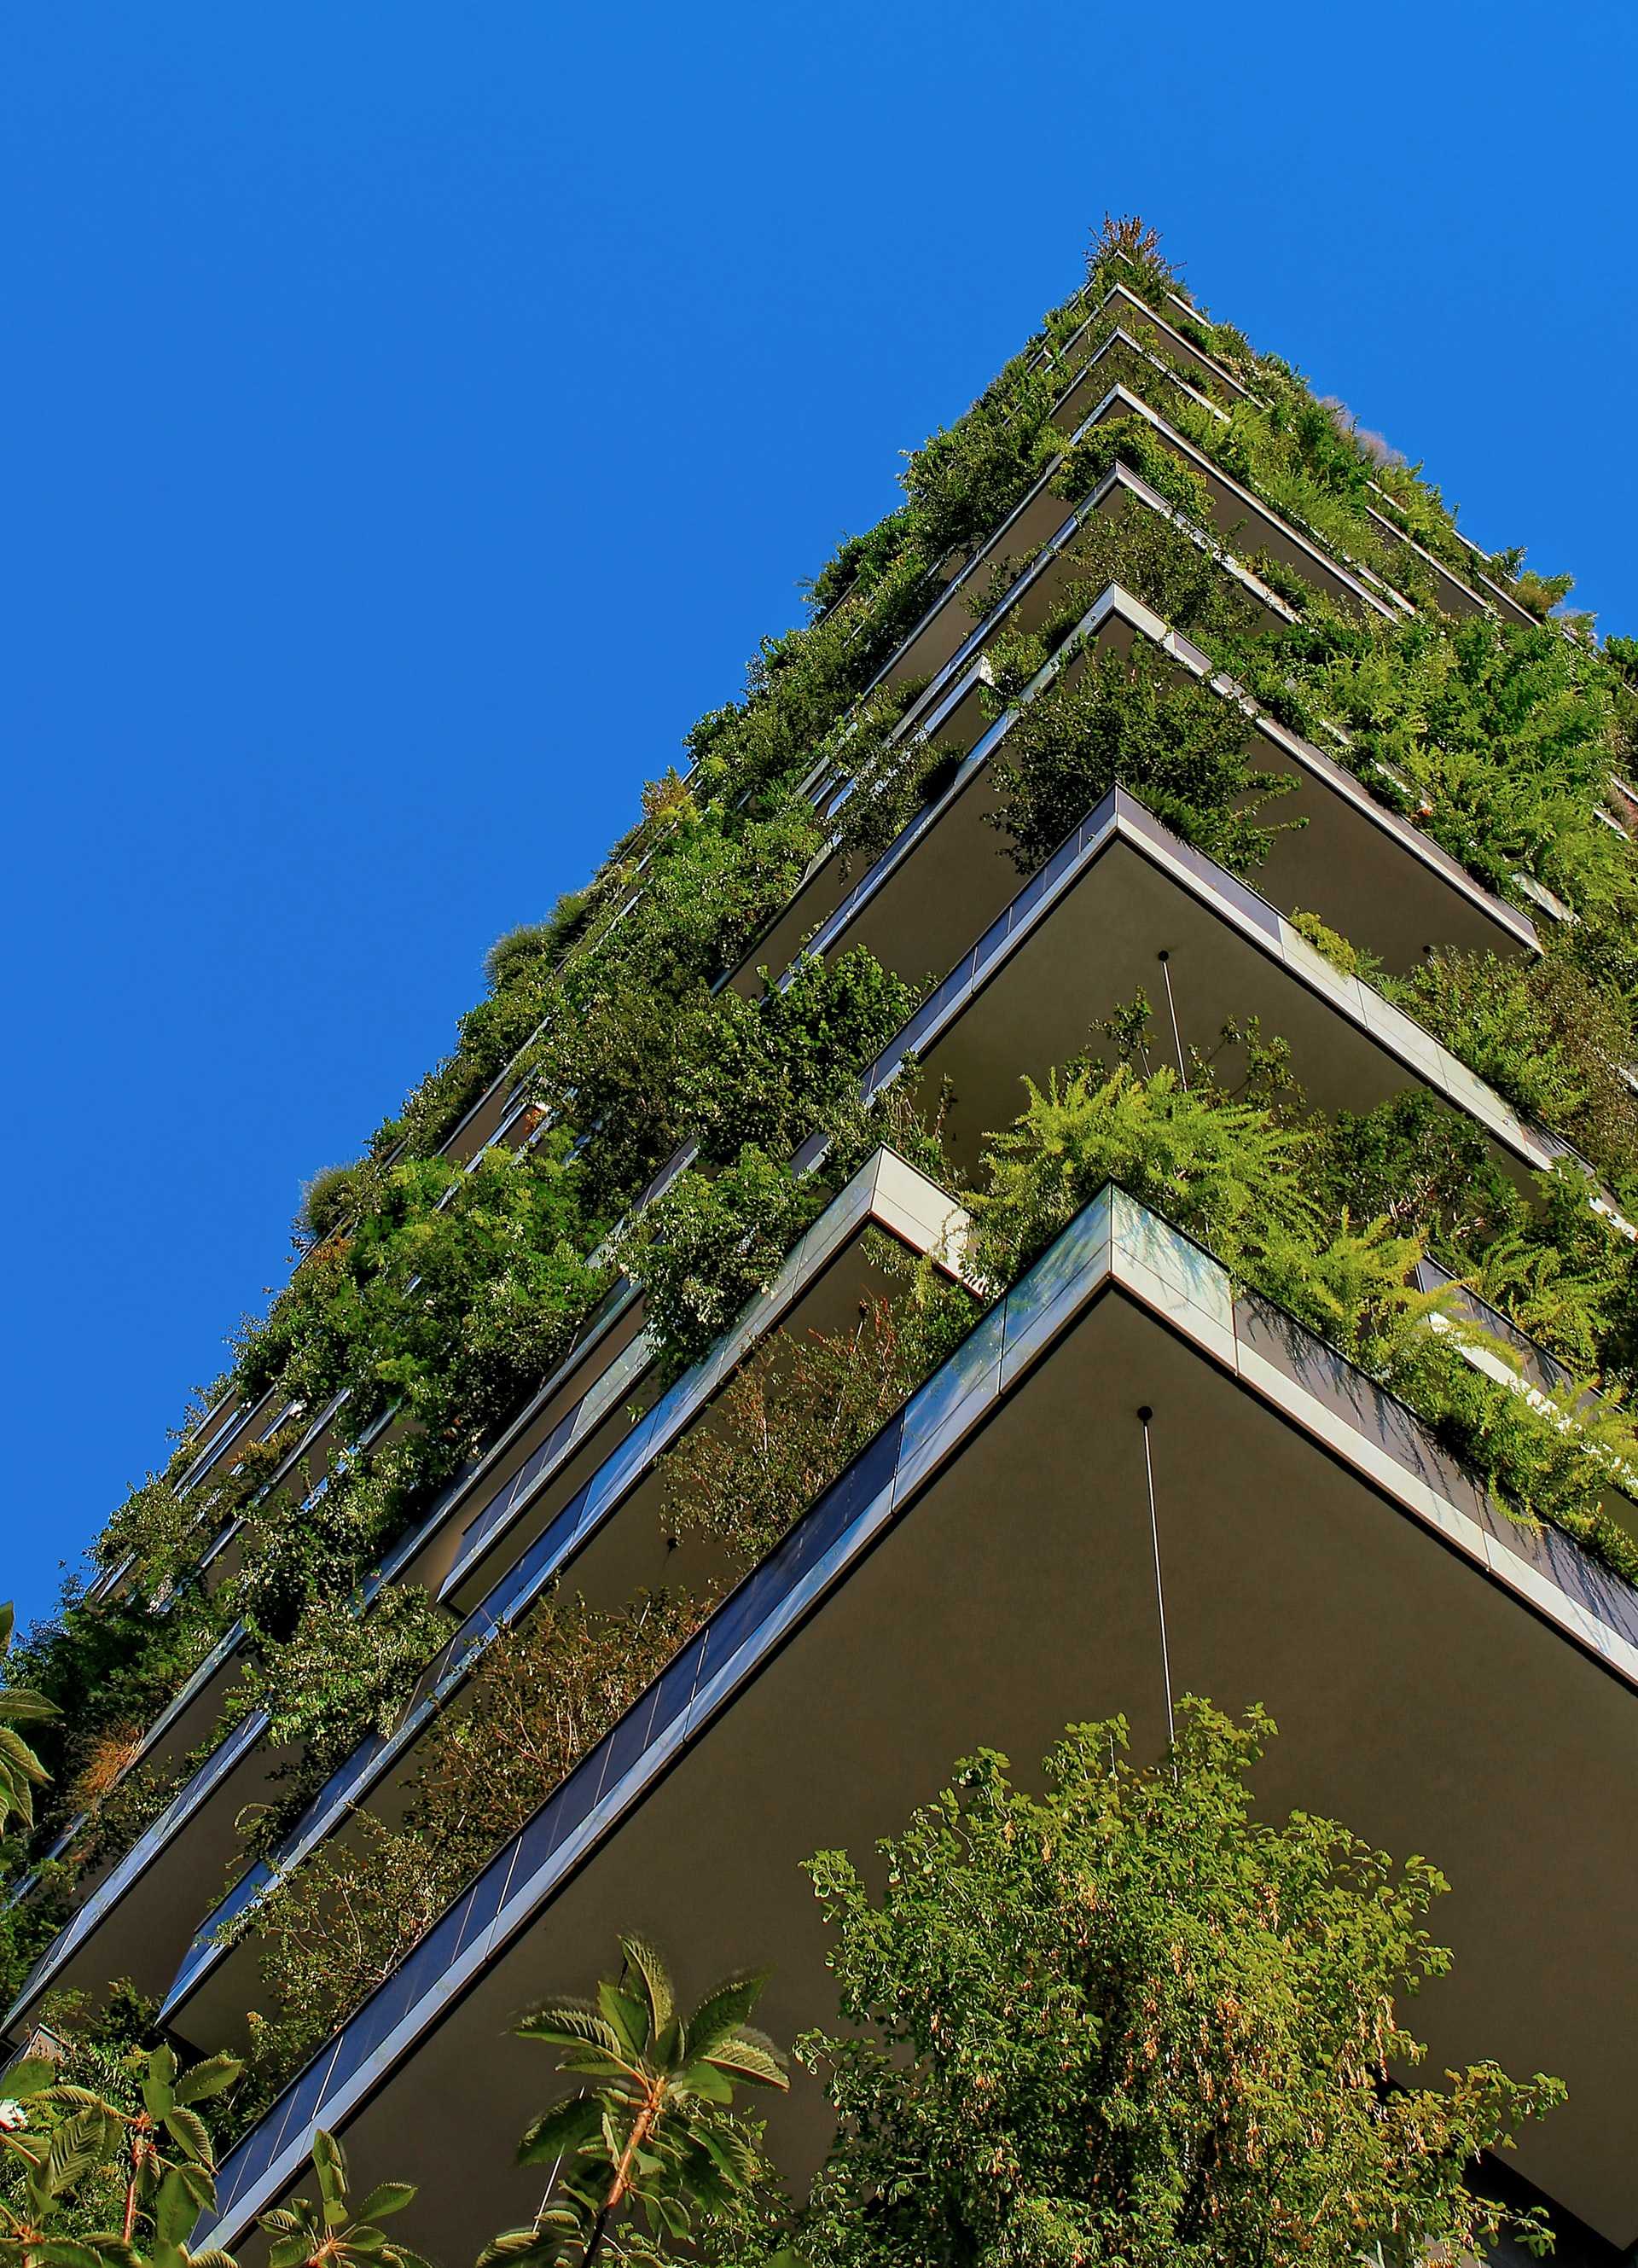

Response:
(3, 2), (1634, 1628)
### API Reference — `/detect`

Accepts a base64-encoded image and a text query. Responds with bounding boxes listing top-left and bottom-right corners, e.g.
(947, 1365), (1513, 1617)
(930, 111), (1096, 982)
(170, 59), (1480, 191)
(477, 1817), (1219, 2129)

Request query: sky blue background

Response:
(4, 3), (1635, 1629)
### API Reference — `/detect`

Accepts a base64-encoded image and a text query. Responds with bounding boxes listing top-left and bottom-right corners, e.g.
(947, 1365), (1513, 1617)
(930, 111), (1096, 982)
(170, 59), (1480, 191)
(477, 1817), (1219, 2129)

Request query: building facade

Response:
(10, 230), (1638, 2261)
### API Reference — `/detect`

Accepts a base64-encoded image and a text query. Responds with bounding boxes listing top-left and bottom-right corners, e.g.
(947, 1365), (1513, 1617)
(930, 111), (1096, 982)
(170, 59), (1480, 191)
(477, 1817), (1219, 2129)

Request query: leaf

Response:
(154, 2171), (196, 2248)
(352, 2182), (416, 2223)
(142, 2056), (177, 2123)
(167, 2160), (216, 2218)
(514, 2005), (625, 2064)
(514, 2096), (601, 2169)
(44, 2127), (102, 2196)
(680, 1973), (769, 2064)
(596, 1981), (647, 2059)
(312, 2129), (349, 2217)
(265, 2239), (311, 2268)
(173, 2056), (244, 2108)
(162, 2107), (214, 2168)
(0, 2058), (60, 2102)
(616, 1937), (675, 2032)
(701, 2029), (789, 2091)
(380, 2247), (437, 2268)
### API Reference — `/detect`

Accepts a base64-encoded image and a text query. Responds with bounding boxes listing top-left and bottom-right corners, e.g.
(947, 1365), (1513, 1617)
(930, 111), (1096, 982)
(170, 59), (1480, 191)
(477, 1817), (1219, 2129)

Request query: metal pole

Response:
(1137, 1405), (1175, 1751)
(1157, 951), (1187, 1089)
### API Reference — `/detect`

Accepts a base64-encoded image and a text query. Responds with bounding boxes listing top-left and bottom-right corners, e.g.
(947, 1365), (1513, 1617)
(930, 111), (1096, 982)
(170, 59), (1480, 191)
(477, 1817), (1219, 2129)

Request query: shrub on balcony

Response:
(1387, 945), (1638, 1194)
(795, 1701), (1563, 2268)
(233, 1584), (708, 2109)
(970, 1042), (1638, 1582)
(230, 1585), (451, 1838)
(985, 639), (1300, 877)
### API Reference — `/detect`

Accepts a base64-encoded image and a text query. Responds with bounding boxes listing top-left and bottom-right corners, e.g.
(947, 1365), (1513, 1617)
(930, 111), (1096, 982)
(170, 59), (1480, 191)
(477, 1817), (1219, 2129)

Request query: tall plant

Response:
(483, 1936), (788, 2268)
(797, 1702), (1563, 2268)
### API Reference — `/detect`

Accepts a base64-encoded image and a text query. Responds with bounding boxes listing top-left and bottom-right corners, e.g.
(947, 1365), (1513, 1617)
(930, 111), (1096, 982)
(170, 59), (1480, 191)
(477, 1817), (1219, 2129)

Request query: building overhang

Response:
(3, 1695), (289, 2037)
(198, 1186), (1638, 2258)
(160, 1149), (972, 2047)
(739, 583), (1536, 1009)
(802, 786), (1578, 1205)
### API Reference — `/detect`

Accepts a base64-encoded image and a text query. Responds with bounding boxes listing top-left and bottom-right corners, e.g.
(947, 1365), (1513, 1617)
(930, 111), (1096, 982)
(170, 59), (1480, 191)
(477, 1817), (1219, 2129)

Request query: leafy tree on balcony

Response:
(795, 1701), (1563, 2268)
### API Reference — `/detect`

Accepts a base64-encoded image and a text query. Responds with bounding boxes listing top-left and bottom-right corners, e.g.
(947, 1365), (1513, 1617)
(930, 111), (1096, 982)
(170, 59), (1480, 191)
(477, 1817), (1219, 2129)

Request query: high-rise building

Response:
(9, 225), (1638, 2263)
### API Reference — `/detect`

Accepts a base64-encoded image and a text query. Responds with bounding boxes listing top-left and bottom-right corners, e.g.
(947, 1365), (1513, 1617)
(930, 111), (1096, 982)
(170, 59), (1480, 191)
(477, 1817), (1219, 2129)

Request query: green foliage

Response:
(0, 2042), (243, 2268)
(1513, 567), (1577, 619)
(1203, 597), (1634, 925)
(230, 1585), (451, 1838)
(622, 1147), (822, 1387)
(485, 915), (574, 996)
(11, 1596), (224, 1870)
(1387, 944), (1638, 1190)
(237, 1591), (708, 2096)
(484, 1936), (787, 2268)
(971, 1041), (1638, 1568)
(979, 494), (1269, 684)
(258, 2129), (432, 2268)
(295, 1166), (363, 1252)
(680, 952), (919, 1174)
(795, 1701), (1561, 2268)
(0, 1608), (57, 1837)
(985, 639), (1301, 876)
(971, 1053), (1317, 1290)
(660, 1271), (978, 1572)
(1054, 413), (1213, 526)
(1288, 907), (1380, 981)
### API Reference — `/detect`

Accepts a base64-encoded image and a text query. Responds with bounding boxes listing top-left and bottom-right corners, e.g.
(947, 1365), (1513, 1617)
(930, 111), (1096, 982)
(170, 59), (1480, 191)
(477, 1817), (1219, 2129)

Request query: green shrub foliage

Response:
(797, 1701), (1563, 2268)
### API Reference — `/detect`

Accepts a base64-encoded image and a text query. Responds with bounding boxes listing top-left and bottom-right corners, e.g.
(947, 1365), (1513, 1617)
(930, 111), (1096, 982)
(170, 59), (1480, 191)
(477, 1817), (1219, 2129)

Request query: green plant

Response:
(0, 1608), (56, 1836)
(1386, 945), (1638, 1189)
(258, 2131), (431, 2268)
(235, 1591), (709, 2093)
(0, 2044), (243, 2268)
(970, 1042), (1638, 1573)
(229, 1585), (452, 1842)
(483, 1936), (787, 2268)
(985, 638), (1300, 877)
(796, 1701), (1562, 2268)
(659, 1276), (976, 1573)
(296, 1167), (364, 1253)
(622, 1147), (822, 1387)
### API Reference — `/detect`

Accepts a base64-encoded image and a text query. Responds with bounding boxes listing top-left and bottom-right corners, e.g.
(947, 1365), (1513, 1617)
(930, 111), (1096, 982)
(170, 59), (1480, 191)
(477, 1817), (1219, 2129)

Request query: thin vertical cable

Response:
(1138, 1406), (1175, 1751)
(1157, 951), (1187, 1090)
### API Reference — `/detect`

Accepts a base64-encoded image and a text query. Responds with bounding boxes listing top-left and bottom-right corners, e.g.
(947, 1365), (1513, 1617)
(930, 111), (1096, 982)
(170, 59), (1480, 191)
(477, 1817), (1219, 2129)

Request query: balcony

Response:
(874, 400), (1370, 710)
(784, 786), (1580, 1212)
(84, 1387), (301, 1609)
(610, 776), (1615, 1404)
(160, 1148), (972, 2050)
(197, 1184), (1638, 2259)
(1042, 282), (1258, 414)
(6, 1154), (966, 2043)
(3, 1695), (286, 2035)
(1080, 288), (1535, 631)
(729, 578), (1537, 1012)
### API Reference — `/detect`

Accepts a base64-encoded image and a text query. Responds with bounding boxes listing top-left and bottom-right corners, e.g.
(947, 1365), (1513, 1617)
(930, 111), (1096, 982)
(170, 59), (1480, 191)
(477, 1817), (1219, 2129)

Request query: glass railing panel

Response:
(168, 1858), (272, 2003)
(7, 1699), (267, 2018)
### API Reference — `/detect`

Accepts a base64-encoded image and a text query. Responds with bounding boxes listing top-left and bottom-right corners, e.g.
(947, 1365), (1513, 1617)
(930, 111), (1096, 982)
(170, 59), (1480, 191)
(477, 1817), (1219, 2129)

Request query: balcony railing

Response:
(161, 1150), (971, 2026)
(198, 1181), (1638, 2248)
